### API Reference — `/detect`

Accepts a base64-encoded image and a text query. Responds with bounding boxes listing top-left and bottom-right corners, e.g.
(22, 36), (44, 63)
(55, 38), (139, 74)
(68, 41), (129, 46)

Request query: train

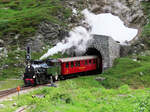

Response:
(23, 46), (102, 86)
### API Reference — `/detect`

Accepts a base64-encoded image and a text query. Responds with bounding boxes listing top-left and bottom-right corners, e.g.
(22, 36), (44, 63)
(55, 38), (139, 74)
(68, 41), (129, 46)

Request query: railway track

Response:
(0, 83), (51, 99)
(0, 86), (32, 98)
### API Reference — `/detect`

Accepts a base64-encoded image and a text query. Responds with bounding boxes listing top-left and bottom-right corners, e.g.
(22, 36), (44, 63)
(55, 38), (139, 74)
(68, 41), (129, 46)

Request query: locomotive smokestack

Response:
(26, 45), (31, 64)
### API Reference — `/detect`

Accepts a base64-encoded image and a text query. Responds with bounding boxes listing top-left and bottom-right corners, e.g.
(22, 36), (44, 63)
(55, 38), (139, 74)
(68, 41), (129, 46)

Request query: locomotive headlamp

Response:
(33, 76), (36, 78)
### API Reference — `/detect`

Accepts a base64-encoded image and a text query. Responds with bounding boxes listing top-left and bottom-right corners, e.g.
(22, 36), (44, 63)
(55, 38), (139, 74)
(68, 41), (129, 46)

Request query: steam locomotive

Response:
(23, 46), (101, 86)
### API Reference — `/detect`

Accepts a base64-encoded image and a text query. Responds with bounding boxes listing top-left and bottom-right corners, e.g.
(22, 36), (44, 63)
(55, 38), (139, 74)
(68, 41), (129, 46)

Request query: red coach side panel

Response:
(59, 56), (99, 76)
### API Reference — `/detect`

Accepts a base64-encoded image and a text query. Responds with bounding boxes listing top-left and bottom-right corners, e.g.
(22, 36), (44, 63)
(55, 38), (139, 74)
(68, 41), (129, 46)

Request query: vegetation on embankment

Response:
(1, 76), (150, 112)
(0, 45), (68, 80)
(0, 79), (23, 90)
(0, 0), (72, 81)
(141, 1), (150, 47)
(0, 0), (72, 41)
(101, 54), (150, 89)
(1, 52), (150, 111)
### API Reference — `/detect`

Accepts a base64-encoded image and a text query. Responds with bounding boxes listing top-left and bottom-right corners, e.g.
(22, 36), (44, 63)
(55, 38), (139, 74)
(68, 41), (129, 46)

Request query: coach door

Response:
(70, 61), (75, 74)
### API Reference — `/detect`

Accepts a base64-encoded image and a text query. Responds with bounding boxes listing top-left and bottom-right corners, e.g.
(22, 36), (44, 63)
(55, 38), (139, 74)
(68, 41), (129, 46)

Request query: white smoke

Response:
(40, 9), (138, 60)
(40, 26), (92, 60)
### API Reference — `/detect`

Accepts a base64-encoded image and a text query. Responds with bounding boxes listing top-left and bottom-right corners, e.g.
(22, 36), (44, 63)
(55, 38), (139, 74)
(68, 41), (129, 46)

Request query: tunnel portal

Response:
(85, 48), (103, 73)
(86, 35), (120, 71)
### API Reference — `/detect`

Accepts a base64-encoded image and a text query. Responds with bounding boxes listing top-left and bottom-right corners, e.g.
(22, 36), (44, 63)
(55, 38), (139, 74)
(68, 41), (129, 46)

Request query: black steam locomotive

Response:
(23, 46), (60, 86)
(23, 46), (101, 86)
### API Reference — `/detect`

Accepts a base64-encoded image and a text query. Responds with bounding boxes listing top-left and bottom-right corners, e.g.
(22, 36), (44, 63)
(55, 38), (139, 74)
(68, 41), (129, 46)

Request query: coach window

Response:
(66, 62), (69, 68)
(89, 60), (91, 64)
(75, 62), (78, 67)
(78, 61), (80, 66)
(93, 59), (96, 64)
(71, 62), (74, 68)
(85, 60), (88, 65)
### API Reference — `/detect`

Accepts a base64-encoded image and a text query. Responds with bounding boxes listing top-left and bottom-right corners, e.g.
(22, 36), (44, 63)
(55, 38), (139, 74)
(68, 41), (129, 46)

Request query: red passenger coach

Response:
(59, 56), (100, 76)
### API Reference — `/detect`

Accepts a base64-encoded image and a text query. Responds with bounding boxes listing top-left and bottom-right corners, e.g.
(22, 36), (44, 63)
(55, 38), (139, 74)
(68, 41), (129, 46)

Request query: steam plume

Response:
(40, 9), (138, 59)
(40, 26), (92, 59)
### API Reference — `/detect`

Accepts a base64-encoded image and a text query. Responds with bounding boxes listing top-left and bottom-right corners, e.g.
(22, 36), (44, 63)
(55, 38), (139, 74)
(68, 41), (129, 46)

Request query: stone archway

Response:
(86, 35), (120, 71)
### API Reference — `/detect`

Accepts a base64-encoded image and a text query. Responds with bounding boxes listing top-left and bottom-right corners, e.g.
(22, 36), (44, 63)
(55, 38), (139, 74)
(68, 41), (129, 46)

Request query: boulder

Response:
(32, 94), (45, 98)
(12, 103), (17, 107)
(96, 77), (106, 82)
(0, 104), (5, 108)
(0, 39), (4, 47)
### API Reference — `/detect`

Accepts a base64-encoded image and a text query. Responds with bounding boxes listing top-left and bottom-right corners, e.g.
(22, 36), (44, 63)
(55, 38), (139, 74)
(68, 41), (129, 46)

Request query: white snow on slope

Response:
(83, 9), (138, 43)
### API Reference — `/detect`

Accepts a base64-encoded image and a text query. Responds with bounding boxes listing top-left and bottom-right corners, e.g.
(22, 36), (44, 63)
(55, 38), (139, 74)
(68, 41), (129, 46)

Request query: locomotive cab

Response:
(46, 59), (61, 81)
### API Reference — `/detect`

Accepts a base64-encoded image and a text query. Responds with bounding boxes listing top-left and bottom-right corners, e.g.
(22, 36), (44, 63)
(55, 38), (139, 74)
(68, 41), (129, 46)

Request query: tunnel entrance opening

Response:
(85, 48), (103, 73)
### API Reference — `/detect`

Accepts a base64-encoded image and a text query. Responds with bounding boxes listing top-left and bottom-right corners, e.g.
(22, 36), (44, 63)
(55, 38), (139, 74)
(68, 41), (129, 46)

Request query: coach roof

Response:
(58, 56), (98, 62)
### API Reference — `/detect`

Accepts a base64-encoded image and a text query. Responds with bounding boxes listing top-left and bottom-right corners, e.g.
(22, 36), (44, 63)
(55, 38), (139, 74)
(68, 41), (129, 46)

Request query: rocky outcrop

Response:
(66, 0), (146, 28)
(24, 0), (146, 53)
(0, 47), (7, 58)
(26, 34), (44, 52)
(26, 21), (69, 52)
(88, 0), (146, 29)
(38, 21), (62, 45)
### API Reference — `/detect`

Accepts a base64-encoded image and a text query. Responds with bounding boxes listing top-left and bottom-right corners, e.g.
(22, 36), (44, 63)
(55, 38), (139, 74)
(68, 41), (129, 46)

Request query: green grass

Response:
(0, 0), (72, 40)
(0, 48), (25, 80)
(1, 76), (150, 112)
(1, 53), (150, 111)
(141, 1), (150, 47)
(100, 55), (150, 88)
(0, 79), (23, 90)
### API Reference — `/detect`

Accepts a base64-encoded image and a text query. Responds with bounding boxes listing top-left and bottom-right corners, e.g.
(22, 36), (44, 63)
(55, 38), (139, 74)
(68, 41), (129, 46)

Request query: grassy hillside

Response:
(1, 1), (150, 112)
(0, 0), (73, 81)
(101, 54), (150, 89)
(0, 0), (72, 41)
(141, 1), (150, 47)
(1, 53), (150, 111)
(1, 76), (150, 112)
